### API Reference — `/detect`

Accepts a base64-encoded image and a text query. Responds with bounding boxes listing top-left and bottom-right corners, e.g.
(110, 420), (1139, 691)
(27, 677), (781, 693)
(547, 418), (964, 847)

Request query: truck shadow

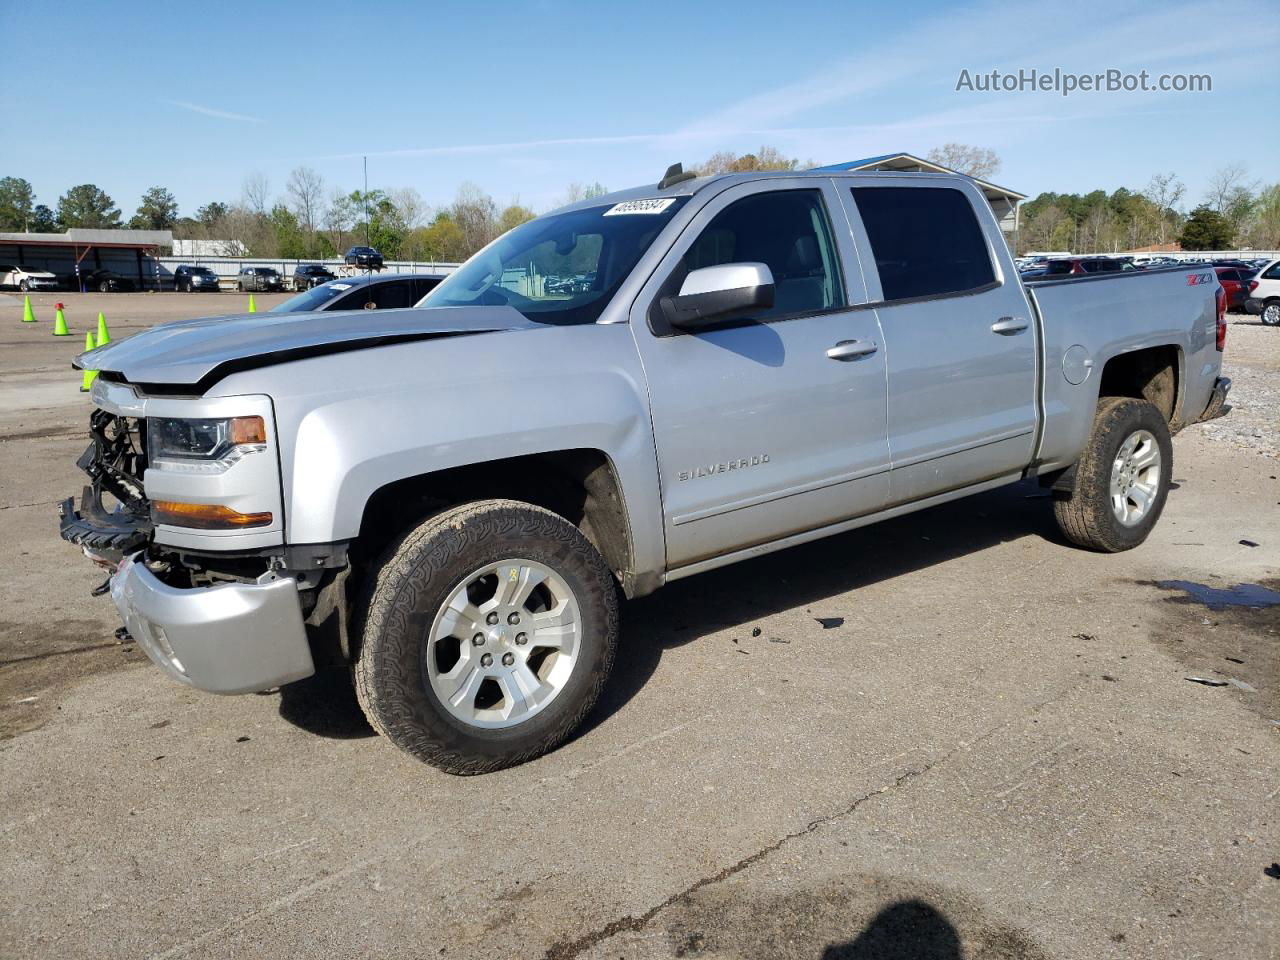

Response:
(275, 477), (1063, 743)
(578, 477), (1064, 740)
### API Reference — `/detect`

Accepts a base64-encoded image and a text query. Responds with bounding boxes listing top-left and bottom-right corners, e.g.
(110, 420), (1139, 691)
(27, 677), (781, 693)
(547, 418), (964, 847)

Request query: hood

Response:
(23, 270), (57, 278)
(77, 305), (541, 388)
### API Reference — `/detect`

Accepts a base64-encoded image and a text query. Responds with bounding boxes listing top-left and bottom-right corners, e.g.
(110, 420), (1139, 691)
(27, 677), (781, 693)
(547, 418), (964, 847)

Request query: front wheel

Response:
(354, 500), (618, 774)
(98, 280), (110, 293)
(1053, 397), (1173, 552)
(1262, 300), (1280, 327)
(19, 279), (29, 292)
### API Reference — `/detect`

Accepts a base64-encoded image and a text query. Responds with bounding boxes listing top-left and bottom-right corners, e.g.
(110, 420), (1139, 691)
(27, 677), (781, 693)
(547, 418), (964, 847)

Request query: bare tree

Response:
(1204, 163), (1249, 213)
(286, 167), (326, 237)
(324, 188), (355, 253)
(926, 144), (1001, 180)
(693, 146), (806, 176)
(450, 182), (499, 254)
(241, 173), (271, 216)
(558, 181), (609, 206)
(1143, 173), (1186, 245)
(387, 186), (427, 231)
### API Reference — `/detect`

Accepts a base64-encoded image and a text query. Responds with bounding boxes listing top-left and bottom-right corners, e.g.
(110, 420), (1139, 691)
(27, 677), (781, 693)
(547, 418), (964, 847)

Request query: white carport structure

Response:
(815, 153), (1026, 237)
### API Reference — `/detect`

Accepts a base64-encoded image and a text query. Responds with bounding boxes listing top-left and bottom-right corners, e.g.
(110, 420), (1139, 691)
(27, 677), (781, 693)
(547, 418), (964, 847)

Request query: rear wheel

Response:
(354, 499), (618, 774)
(19, 279), (29, 292)
(1262, 300), (1280, 327)
(1053, 397), (1172, 552)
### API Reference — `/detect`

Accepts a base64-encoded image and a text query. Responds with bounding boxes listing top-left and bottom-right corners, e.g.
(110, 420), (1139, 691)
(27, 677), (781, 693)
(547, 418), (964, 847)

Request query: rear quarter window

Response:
(852, 186), (996, 301)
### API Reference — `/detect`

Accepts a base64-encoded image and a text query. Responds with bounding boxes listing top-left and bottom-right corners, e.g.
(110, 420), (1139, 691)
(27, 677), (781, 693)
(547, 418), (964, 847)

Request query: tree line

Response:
(1017, 165), (1278, 253)
(2, 146), (1275, 264)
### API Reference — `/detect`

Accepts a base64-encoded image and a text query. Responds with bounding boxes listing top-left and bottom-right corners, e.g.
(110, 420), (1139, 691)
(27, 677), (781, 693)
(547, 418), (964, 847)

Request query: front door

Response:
(630, 179), (891, 569)
(840, 179), (1038, 504)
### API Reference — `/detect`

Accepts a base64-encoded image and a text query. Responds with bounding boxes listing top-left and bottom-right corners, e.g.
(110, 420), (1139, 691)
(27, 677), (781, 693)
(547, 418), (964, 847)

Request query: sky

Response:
(2, 0), (1276, 221)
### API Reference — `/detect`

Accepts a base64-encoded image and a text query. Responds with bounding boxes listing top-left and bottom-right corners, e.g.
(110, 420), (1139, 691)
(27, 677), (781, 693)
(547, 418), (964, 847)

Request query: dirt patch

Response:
(655, 873), (1049, 960)
(1139, 577), (1280, 723)
(0, 619), (147, 740)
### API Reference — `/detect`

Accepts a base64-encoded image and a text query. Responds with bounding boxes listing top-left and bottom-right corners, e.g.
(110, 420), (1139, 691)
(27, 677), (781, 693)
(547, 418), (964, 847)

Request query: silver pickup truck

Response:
(60, 165), (1231, 774)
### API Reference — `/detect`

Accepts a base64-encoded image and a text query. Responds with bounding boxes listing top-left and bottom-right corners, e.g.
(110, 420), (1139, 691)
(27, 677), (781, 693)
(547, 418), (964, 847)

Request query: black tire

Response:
(98, 280), (110, 293)
(19, 279), (29, 292)
(354, 499), (619, 774)
(1262, 300), (1280, 327)
(1053, 397), (1173, 552)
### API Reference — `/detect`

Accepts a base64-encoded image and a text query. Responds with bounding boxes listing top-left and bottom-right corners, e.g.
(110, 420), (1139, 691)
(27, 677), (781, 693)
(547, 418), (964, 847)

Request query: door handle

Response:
(991, 317), (1029, 335)
(826, 339), (878, 361)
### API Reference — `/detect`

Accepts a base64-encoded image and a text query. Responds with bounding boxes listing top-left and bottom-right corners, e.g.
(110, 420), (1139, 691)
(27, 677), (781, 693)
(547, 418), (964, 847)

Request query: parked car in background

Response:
(173, 265), (222, 292)
(293, 264), (337, 291)
(270, 273), (444, 313)
(344, 246), (384, 270)
(77, 268), (135, 292)
(0, 263), (60, 291)
(1243, 259), (1280, 325)
(1214, 266), (1257, 312)
(236, 267), (283, 292)
(1034, 257), (1134, 277)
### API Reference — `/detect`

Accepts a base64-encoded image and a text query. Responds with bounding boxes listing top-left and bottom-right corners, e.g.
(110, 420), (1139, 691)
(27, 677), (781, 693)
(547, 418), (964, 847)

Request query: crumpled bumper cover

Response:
(59, 489), (150, 556)
(110, 553), (314, 695)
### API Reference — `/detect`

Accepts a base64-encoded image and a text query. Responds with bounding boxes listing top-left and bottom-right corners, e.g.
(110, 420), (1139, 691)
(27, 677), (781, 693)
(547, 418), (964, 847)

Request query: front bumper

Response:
(111, 552), (314, 694)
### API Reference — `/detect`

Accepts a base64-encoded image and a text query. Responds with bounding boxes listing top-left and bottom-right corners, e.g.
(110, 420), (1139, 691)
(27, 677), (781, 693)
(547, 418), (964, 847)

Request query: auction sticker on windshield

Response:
(603, 198), (677, 216)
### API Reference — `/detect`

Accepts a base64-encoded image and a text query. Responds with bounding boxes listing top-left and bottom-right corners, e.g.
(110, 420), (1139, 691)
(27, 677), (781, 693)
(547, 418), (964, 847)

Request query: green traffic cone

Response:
(248, 294), (257, 314)
(53, 302), (70, 336)
(22, 294), (35, 323)
(95, 311), (110, 346)
(80, 332), (98, 392)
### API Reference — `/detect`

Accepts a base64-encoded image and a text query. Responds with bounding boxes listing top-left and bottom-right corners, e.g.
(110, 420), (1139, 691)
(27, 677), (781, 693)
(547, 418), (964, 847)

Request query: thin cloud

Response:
(165, 100), (264, 123)
(323, 132), (677, 161)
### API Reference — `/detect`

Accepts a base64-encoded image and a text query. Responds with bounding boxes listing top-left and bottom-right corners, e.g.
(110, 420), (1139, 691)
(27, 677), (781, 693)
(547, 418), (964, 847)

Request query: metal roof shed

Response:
(0, 228), (173, 290)
(814, 153), (1027, 235)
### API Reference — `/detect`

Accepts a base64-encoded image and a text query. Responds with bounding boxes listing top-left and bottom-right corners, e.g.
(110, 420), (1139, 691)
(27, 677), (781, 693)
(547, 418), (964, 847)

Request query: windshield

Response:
(190, 267), (214, 275)
(420, 197), (688, 324)
(270, 280), (360, 313)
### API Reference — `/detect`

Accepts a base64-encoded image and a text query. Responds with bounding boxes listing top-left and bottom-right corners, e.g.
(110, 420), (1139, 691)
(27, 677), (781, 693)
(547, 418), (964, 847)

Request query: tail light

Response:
(1215, 286), (1226, 352)
(1249, 280), (1259, 292)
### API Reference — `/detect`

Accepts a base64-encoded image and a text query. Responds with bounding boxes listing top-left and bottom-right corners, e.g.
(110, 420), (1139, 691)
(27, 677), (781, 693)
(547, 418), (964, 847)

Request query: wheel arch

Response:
(354, 449), (640, 597)
(1097, 343), (1183, 425)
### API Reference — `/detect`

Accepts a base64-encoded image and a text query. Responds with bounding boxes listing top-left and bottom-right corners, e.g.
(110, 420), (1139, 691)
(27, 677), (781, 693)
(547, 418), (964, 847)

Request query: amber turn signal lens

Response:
(151, 501), (273, 529)
(229, 416), (267, 445)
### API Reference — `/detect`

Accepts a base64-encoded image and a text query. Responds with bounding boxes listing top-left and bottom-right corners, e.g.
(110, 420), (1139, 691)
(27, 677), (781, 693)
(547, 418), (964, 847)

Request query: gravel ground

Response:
(1193, 320), (1279, 459)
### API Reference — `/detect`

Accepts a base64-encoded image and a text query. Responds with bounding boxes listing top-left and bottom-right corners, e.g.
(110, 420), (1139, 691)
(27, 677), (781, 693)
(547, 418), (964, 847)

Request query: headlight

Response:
(148, 416), (267, 462)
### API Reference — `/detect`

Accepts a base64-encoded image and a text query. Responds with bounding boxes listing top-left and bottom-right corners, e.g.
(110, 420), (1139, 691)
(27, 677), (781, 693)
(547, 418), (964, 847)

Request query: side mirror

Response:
(660, 263), (775, 331)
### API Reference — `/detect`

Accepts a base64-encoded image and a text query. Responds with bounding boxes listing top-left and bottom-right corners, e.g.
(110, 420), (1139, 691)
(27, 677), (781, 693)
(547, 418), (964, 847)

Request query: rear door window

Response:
(365, 279), (415, 309)
(852, 186), (996, 301)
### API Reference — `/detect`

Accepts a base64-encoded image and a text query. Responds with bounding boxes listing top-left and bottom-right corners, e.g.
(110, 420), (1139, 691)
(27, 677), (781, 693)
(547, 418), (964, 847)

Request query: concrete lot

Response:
(0, 292), (1276, 960)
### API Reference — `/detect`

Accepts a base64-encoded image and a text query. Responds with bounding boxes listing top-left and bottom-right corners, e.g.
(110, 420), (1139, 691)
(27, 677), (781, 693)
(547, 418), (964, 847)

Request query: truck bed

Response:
(1025, 265), (1222, 472)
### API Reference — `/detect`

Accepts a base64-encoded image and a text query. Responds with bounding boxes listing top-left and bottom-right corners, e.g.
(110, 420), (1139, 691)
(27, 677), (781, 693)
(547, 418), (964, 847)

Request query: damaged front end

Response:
(59, 408), (153, 568)
(57, 385), (322, 694)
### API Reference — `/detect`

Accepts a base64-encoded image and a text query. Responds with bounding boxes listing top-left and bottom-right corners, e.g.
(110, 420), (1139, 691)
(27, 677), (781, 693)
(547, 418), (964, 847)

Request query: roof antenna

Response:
(658, 162), (696, 190)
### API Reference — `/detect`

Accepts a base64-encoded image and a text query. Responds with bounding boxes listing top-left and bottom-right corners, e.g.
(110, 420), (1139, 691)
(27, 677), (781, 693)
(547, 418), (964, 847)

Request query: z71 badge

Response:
(679, 454), (770, 482)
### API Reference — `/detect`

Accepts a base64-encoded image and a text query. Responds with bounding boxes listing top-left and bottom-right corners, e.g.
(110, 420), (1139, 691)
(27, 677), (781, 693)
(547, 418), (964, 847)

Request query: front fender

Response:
(210, 324), (666, 580)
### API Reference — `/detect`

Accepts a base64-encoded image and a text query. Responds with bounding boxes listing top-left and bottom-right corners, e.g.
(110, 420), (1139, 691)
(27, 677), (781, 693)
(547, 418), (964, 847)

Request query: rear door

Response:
(841, 178), (1037, 504)
(629, 178), (890, 569)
